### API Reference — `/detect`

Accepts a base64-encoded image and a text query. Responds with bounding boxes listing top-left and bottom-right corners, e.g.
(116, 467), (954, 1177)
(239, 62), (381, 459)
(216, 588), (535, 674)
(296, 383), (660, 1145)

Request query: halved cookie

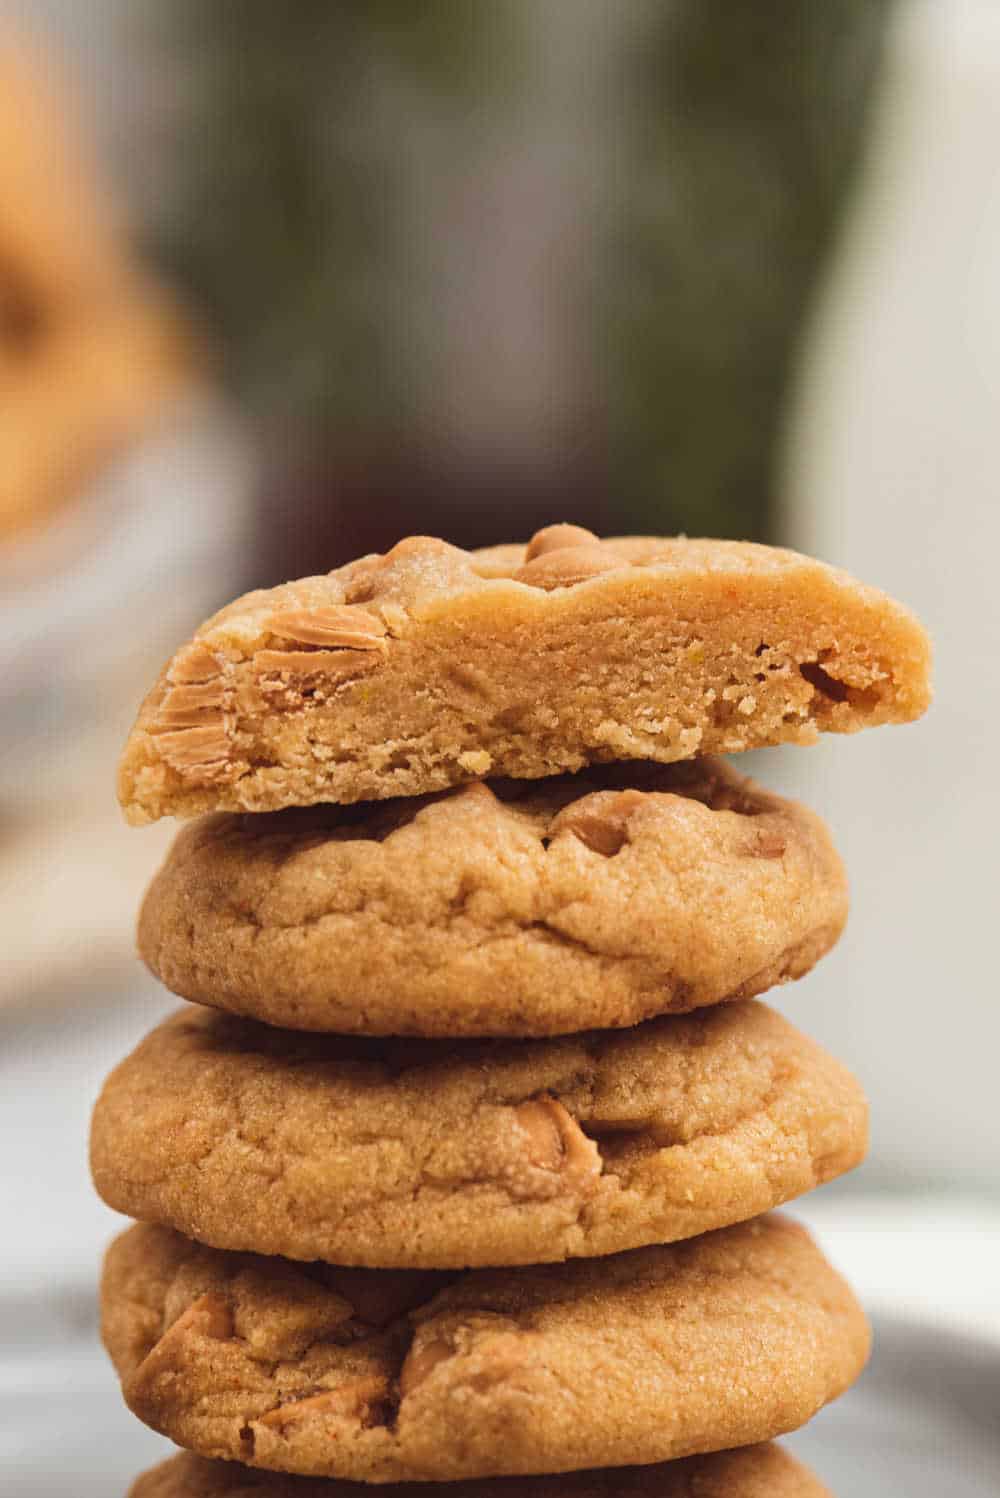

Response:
(136, 758), (847, 1036)
(117, 526), (931, 823)
(91, 1001), (867, 1269)
(102, 1215), (868, 1482)
(129, 1444), (833, 1497)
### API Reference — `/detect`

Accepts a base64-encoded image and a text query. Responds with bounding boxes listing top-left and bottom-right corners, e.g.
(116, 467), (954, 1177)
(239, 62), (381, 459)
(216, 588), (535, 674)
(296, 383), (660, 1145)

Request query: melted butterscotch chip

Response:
(554, 788), (648, 856)
(154, 682), (226, 730)
(513, 543), (618, 589)
(268, 608), (388, 651)
(524, 523), (601, 560)
(170, 644), (224, 685)
(398, 1329), (455, 1399)
(526, 523), (598, 558)
(117, 528), (931, 824)
(259, 1379), (390, 1432)
(513, 1096), (601, 1197)
(154, 727), (231, 774)
(148, 642), (231, 773)
(751, 828), (788, 859)
(400, 1312), (527, 1407)
(516, 1098), (570, 1170)
(128, 1294), (235, 1405)
(168, 1293), (234, 1343)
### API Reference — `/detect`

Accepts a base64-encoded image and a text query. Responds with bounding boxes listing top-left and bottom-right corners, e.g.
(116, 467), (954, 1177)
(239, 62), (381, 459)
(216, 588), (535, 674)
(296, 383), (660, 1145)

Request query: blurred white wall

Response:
(779, 0), (1000, 1189)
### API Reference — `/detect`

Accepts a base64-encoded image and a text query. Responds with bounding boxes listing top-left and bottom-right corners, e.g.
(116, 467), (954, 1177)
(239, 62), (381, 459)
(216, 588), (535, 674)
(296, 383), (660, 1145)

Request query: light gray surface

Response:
(1, 983), (176, 1495)
(1, 1319), (171, 1497)
(788, 1317), (1000, 1495)
(0, 983), (175, 1302)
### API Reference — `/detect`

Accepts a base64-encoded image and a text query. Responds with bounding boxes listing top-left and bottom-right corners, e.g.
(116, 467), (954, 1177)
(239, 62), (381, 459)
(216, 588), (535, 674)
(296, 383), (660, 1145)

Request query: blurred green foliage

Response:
(156, 0), (891, 542)
(609, 0), (893, 539)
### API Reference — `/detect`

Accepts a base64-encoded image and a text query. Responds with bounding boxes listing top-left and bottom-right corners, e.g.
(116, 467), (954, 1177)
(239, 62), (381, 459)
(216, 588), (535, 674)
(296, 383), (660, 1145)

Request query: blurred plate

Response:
(0, 1328), (172, 1498)
(787, 1315), (1000, 1494)
(0, 396), (252, 1011)
(0, 1314), (997, 1495)
(0, 391), (251, 725)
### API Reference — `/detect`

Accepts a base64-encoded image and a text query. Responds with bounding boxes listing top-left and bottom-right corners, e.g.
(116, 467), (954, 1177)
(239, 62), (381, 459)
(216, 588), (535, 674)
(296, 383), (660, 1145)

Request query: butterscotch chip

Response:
(513, 544), (618, 589)
(136, 758), (847, 1036)
(524, 523), (602, 560)
(116, 527), (931, 823)
(266, 607), (388, 650)
(128, 1443), (833, 1497)
(103, 1215), (868, 1483)
(91, 1001), (866, 1269)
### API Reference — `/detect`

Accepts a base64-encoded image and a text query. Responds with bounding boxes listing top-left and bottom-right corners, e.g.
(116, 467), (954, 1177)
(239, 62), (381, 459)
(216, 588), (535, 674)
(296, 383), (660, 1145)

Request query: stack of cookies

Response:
(92, 526), (931, 1498)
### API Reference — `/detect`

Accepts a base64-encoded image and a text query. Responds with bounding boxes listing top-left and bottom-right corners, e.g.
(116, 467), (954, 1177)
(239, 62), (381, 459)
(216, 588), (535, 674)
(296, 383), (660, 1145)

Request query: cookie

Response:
(0, 40), (189, 539)
(136, 757), (848, 1036)
(117, 526), (931, 823)
(0, 302), (189, 538)
(129, 1444), (832, 1498)
(91, 1002), (867, 1269)
(102, 1215), (869, 1482)
(0, 37), (124, 321)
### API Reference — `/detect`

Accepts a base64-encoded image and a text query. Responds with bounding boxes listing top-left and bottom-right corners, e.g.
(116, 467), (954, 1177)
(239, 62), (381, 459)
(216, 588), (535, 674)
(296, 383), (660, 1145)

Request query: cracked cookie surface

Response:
(136, 757), (847, 1036)
(91, 1001), (867, 1269)
(117, 525), (931, 824)
(129, 1443), (832, 1497)
(102, 1214), (868, 1482)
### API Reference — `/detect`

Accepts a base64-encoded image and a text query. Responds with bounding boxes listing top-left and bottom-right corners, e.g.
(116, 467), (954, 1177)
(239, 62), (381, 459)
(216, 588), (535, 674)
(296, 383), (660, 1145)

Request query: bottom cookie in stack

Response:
(130, 1444), (832, 1497)
(102, 1215), (868, 1485)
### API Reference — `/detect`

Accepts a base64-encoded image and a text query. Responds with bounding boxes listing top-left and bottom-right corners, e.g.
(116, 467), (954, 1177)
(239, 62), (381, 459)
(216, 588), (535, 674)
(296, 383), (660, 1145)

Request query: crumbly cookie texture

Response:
(102, 1215), (868, 1483)
(117, 526), (932, 824)
(91, 1002), (867, 1269)
(136, 757), (847, 1036)
(129, 1443), (832, 1498)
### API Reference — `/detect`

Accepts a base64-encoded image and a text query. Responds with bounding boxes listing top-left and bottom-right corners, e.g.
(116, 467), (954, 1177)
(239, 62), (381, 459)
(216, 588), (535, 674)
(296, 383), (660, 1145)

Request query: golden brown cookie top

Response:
(91, 1000), (867, 1268)
(103, 1215), (869, 1484)
(118, 526), (931, 823)
(129, 1444), (832, 1498)
(136, 757), (847, 1036)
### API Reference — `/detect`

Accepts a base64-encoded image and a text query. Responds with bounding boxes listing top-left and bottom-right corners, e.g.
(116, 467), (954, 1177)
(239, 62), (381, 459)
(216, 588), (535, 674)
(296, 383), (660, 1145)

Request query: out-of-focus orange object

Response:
(0, 35), (191, 541)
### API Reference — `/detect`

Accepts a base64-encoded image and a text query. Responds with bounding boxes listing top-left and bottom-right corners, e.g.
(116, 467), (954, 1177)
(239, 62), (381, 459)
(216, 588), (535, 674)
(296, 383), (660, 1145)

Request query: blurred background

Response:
(1, 1), (997, 1493)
